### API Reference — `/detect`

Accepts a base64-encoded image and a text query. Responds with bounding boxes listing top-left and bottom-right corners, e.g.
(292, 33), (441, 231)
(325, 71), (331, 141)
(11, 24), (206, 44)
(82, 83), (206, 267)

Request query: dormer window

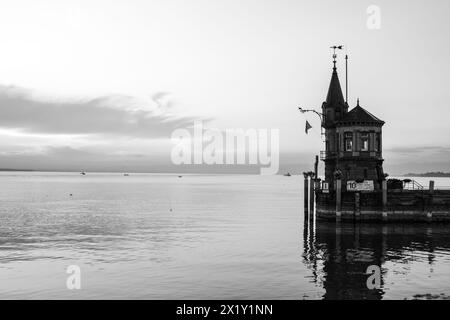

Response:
(361, 133), (369, 151)
(345, 132), (353, 151)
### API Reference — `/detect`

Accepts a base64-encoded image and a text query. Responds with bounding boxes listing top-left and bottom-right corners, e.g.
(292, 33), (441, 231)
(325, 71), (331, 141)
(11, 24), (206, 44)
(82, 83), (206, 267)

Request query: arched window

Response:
(345, 132), (353, 151)
(361, 133), (369, 151)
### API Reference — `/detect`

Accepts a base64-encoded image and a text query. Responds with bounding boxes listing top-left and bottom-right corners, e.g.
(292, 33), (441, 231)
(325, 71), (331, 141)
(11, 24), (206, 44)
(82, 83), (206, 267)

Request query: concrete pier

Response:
(315, 179), (450, 222)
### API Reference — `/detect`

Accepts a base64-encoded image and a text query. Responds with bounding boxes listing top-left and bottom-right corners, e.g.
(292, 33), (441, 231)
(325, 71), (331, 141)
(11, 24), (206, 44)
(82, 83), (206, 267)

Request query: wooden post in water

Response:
(314, 155), (319, 181)
(336, 179), (342, 221)
(355, 192), (361, 219)
(303, 173), (309, 217)
(428, 180), (435, 221)
(309, 173), (315, 215)
(382, 180), (388, 221)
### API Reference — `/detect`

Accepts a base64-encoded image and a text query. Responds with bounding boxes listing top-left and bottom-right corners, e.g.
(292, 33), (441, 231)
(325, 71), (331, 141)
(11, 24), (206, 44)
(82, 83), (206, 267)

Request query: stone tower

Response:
(321, 60), (385, 190)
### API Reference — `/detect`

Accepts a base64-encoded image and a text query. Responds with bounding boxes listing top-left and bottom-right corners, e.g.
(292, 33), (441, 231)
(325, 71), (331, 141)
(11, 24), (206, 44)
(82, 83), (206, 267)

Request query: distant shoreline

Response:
(2, 169), (450, 177)
(404, 172), (450, 177)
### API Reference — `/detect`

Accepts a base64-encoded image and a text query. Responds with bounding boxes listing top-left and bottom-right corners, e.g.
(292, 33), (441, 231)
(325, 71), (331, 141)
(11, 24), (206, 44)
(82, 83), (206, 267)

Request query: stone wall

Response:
(315, 189), (450, 222)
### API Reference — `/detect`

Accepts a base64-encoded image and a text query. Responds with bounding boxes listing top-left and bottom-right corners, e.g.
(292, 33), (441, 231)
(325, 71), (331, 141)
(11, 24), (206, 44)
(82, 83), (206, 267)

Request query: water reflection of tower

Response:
(319, 222), (385, 299)
(303, 210), (385, 299)
(303, 195), (319, 284)
(303, 215), (450, 300)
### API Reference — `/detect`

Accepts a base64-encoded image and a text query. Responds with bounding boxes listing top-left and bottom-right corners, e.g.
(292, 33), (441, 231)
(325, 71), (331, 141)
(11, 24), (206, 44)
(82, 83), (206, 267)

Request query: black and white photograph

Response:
(1, 0), (450, 310)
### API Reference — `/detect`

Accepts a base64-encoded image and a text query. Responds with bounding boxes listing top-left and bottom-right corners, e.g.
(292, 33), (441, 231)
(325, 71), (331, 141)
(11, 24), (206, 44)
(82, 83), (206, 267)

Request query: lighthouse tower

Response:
(321, 56), (385, 190)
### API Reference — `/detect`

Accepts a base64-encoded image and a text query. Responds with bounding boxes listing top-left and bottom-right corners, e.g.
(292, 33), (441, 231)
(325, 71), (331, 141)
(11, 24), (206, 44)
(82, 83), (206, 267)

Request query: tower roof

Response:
(338, 103), (384, 125)
(325, 67), (346, 108)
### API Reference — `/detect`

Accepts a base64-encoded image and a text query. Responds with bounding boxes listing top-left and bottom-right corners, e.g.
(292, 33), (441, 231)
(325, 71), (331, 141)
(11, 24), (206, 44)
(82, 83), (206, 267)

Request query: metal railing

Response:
(402, 179), (424, 190)
(320, 151), (337, 160)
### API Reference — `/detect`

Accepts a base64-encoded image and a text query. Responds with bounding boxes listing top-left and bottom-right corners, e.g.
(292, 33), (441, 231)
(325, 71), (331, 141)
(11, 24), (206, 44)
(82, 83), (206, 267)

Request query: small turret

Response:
(321, 64), (349, 127)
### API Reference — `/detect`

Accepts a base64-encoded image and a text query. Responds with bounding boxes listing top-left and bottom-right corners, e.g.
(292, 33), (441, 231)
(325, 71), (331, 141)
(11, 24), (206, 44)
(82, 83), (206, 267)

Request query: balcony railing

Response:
(320, 150), (383, 160)
(320, 151), (337, 160)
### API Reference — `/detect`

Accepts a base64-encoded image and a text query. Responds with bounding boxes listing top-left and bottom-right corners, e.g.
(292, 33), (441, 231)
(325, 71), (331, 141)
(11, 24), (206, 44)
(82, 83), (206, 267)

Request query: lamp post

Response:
(298, 107), (324, 136)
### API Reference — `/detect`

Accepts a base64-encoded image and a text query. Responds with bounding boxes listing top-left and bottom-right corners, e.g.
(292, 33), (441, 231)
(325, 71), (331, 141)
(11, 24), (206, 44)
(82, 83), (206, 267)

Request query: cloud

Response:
(0, 85), (200, 138)
(43, 146), (96, 158)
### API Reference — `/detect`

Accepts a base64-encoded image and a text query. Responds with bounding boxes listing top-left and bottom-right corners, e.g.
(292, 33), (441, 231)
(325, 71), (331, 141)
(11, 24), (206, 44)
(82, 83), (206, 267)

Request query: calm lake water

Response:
(1, 172), (450, 299)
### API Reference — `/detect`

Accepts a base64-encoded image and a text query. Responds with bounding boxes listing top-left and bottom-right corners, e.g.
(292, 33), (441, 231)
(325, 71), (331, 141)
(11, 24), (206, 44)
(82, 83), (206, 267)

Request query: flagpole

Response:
(345, 54), (348, 104)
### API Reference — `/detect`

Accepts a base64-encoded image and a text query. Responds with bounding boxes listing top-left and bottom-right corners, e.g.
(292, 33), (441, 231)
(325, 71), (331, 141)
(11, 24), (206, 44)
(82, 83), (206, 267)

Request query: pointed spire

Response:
(325, 64), (346, 107)
(357, 98), (360, 106)
(322, 46), (349, 126)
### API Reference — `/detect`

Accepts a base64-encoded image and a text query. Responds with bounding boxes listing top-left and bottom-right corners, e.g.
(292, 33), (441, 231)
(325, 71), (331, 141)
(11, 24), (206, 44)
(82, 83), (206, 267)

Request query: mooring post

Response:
(336, 179), (342, 221)
(314, 155), (319, 180)
(382, 225), (388, 257)
(354, 223), (360, 249)
(355, 192), (361, 219)
(303, 173), (309, 217)
(382, 180), (388, 221)
(427, 180), (435, 221)
(309, 174), (315, 215)
(335, 218), (342, 257)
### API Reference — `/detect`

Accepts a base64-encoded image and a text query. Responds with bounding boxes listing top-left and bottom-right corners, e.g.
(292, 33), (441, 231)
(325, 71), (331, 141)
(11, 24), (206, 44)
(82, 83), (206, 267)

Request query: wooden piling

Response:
(429, 180), (435, 193)
(428, 180), (435, 221)
(355, 192), (361, 219)
(314, 155), (319, 180)
(309, 175), (315, 215)
(336, 179), (342, 221)
(382, 180), (387, 221)
(303, 173), (309, 216)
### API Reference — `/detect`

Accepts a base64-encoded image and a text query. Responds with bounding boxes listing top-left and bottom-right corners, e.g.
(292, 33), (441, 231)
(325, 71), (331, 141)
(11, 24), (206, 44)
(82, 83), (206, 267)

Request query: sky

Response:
(0, 0), (449, 174)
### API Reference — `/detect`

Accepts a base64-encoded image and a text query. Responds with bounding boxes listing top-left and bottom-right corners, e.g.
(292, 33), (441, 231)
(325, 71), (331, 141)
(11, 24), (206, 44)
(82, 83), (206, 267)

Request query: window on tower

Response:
(326, 110), (332, 123)
(375, 133), (381, 152)
(336, 133), (340, 152)
(345, 132), (353, 152)
(361, 133), (369, 151)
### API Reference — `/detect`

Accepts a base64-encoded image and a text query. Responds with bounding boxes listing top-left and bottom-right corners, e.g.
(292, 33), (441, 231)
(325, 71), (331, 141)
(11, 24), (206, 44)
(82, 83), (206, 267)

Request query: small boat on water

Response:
(80, 172), (86, 175)
(124, 173), (130, 176)
(284, 172), (292, 177)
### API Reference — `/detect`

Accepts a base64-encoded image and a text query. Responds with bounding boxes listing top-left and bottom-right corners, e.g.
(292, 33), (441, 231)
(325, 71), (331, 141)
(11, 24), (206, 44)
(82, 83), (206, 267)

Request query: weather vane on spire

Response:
(330, 45), (343, 69)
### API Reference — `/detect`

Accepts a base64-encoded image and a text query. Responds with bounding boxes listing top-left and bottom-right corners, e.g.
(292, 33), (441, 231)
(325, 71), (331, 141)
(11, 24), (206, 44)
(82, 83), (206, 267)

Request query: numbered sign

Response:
(347, 180), (374, 192)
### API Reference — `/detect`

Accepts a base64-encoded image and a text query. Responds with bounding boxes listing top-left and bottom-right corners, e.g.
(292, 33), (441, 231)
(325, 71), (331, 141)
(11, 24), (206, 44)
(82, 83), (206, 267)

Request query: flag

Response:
(305, 121), (312, 134)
